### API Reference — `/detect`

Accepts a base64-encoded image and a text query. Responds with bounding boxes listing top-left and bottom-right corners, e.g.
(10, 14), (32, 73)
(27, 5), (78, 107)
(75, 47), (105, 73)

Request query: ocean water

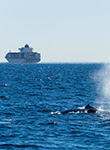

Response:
(0, 63), (110, 150)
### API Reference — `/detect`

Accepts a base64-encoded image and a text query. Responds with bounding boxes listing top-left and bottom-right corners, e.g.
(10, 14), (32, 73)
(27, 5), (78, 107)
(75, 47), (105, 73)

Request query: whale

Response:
(62, 104), (97, 114)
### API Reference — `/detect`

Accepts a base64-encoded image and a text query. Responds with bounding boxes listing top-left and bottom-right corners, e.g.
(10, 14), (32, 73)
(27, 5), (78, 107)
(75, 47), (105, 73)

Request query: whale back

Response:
(62, 104), (97, 114)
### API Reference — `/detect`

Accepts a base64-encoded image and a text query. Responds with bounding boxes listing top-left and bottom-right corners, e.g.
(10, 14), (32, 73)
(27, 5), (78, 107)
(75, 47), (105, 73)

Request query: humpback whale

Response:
(62, 104), (97, 114)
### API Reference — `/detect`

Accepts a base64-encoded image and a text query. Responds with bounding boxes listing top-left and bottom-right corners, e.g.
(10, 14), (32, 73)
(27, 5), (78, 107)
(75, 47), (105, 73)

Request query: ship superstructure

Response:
(5, 44), (41, 63)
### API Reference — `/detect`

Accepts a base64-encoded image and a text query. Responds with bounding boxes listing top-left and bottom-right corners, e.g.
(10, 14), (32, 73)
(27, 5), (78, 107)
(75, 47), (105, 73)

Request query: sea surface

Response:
(0, 63), (110, 150)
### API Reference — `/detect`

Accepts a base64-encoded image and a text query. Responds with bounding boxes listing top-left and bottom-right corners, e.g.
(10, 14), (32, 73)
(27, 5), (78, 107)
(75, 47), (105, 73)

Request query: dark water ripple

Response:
(0, 63), (110, 149)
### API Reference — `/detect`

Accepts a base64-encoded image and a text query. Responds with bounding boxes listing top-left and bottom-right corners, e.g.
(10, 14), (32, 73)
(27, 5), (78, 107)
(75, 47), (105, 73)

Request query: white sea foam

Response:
(51, 111), (61, 115)
(97, 106), (104, 112)
(78, 106), (85, 109)
(3, 119), (12, 122)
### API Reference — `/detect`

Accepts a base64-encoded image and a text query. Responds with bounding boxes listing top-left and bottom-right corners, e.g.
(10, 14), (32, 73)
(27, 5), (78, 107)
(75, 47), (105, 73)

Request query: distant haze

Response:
(0, 0), (110, 63)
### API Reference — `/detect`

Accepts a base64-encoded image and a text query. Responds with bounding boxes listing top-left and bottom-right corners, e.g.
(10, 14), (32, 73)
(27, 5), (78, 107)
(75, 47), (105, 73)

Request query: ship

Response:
(5, 44), (41, 63)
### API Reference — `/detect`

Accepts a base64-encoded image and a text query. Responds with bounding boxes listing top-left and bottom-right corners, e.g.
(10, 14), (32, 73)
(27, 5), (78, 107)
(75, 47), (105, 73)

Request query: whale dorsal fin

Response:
(85, 104), (90, 109)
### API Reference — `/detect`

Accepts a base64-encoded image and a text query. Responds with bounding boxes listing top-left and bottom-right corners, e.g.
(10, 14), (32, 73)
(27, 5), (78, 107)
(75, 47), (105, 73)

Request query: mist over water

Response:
(95, 64), (110, 110)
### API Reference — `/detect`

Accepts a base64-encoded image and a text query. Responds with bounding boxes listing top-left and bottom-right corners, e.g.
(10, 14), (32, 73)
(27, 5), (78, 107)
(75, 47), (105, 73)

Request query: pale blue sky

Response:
(0, 0), (110, 63)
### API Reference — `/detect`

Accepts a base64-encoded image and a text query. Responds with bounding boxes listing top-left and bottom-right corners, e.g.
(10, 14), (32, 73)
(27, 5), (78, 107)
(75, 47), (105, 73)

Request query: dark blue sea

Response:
(0, 63), (110, 150)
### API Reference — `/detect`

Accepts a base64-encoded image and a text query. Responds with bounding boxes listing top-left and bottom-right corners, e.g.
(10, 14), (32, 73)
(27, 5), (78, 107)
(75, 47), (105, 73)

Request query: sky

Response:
(0, 0), (110, 63)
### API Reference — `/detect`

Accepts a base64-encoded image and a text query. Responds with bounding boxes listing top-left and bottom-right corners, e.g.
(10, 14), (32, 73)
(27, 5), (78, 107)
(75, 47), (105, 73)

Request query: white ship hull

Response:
(6, 58), (40, 63)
